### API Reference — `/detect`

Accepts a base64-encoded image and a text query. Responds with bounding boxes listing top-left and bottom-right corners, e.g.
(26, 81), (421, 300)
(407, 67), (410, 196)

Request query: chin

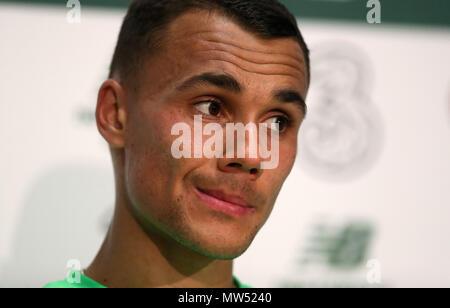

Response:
(179, 229), (256, 260)
(190, 243), (249, 260)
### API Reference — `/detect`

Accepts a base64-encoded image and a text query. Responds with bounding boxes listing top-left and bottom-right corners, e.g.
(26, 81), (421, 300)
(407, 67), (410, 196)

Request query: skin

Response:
(85, 8), (308, 288)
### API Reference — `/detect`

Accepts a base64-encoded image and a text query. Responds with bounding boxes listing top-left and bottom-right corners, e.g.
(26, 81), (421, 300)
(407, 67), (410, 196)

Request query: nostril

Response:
(226, 163), (259, 175)
(228, 163), (241, 168)
(250, 168), (258, 175)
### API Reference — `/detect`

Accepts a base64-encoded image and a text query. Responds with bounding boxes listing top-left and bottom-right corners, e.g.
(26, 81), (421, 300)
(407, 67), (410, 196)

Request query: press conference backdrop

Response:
(1, 0), (449, 288)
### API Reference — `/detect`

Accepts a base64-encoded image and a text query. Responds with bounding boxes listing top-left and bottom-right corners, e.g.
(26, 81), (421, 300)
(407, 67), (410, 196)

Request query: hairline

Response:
(111, 7), (310, 91)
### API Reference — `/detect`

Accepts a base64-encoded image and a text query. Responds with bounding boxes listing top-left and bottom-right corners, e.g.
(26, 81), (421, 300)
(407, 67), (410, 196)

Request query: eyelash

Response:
(193, 99), (293, 133)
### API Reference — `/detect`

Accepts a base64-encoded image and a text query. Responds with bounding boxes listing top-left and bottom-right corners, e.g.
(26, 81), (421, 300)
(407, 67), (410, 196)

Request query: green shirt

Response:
(43, 270), (251, 288)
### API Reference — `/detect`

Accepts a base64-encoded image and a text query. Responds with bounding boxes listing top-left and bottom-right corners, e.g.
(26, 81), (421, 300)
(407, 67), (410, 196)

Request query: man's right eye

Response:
(194, 100), (222, 117)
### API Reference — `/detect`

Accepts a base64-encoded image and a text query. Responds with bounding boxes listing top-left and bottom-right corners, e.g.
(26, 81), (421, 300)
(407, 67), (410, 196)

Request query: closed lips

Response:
(196, 188), (253, 208)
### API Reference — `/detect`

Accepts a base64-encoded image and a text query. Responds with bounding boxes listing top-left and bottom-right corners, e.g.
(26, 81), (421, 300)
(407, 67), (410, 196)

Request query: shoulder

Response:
(43, 270), (106, 288)
(43, 279), (83, 288)
(233, 276), (252, 288)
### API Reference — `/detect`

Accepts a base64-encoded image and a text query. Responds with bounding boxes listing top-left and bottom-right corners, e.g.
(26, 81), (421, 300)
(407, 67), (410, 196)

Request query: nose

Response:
(217, 123), (263, 179)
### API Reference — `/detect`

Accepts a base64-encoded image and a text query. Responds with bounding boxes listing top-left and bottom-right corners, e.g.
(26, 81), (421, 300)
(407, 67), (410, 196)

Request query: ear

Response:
(95, 79), (127, 148)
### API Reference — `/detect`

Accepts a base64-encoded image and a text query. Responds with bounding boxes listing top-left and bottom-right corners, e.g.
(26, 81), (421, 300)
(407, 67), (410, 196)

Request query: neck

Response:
(84, 191), (235, 288)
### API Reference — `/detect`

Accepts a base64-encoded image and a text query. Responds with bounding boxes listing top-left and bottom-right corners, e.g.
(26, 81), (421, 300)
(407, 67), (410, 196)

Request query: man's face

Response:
(122, 9), (308, 259)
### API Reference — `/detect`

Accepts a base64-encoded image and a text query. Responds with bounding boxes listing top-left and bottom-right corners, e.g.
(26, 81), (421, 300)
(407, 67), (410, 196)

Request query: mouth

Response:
(194, 187), (256, 217)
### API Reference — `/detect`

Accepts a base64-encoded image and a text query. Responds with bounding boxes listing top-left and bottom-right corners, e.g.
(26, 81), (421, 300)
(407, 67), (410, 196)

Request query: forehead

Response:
(140, 9), (308, 101)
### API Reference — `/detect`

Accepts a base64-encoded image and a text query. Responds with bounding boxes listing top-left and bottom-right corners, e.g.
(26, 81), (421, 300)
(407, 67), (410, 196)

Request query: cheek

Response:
(278, 138), (298, 173)
(124, 108), (186, 207)
(258, 140), (296, 198)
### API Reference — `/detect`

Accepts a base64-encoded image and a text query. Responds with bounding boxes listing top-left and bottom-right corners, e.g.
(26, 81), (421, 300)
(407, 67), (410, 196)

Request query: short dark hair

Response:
(109, 0), (310, 88)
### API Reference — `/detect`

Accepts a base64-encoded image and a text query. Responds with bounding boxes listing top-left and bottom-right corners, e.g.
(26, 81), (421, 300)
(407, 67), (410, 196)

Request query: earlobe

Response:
(95, 79), (127, 148)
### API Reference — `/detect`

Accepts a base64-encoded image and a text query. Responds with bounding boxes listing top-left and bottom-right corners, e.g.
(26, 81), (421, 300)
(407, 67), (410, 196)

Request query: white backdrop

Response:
(1, 3), (449, 287)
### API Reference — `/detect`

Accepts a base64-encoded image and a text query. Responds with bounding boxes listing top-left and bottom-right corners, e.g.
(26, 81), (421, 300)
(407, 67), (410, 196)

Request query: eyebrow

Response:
(272, 89), (307, 116)
(176, 72), (241, 93)
(176, 72), (307, 116)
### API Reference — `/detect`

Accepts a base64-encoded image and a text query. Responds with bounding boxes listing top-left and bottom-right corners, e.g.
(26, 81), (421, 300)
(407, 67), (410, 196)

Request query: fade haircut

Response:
(109, 0), (310, 89)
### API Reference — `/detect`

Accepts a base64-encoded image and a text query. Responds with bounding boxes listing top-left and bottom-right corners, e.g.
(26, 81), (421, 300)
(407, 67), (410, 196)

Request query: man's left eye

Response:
(194, 100), (222, 117)
(264, 116), (290, 132)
